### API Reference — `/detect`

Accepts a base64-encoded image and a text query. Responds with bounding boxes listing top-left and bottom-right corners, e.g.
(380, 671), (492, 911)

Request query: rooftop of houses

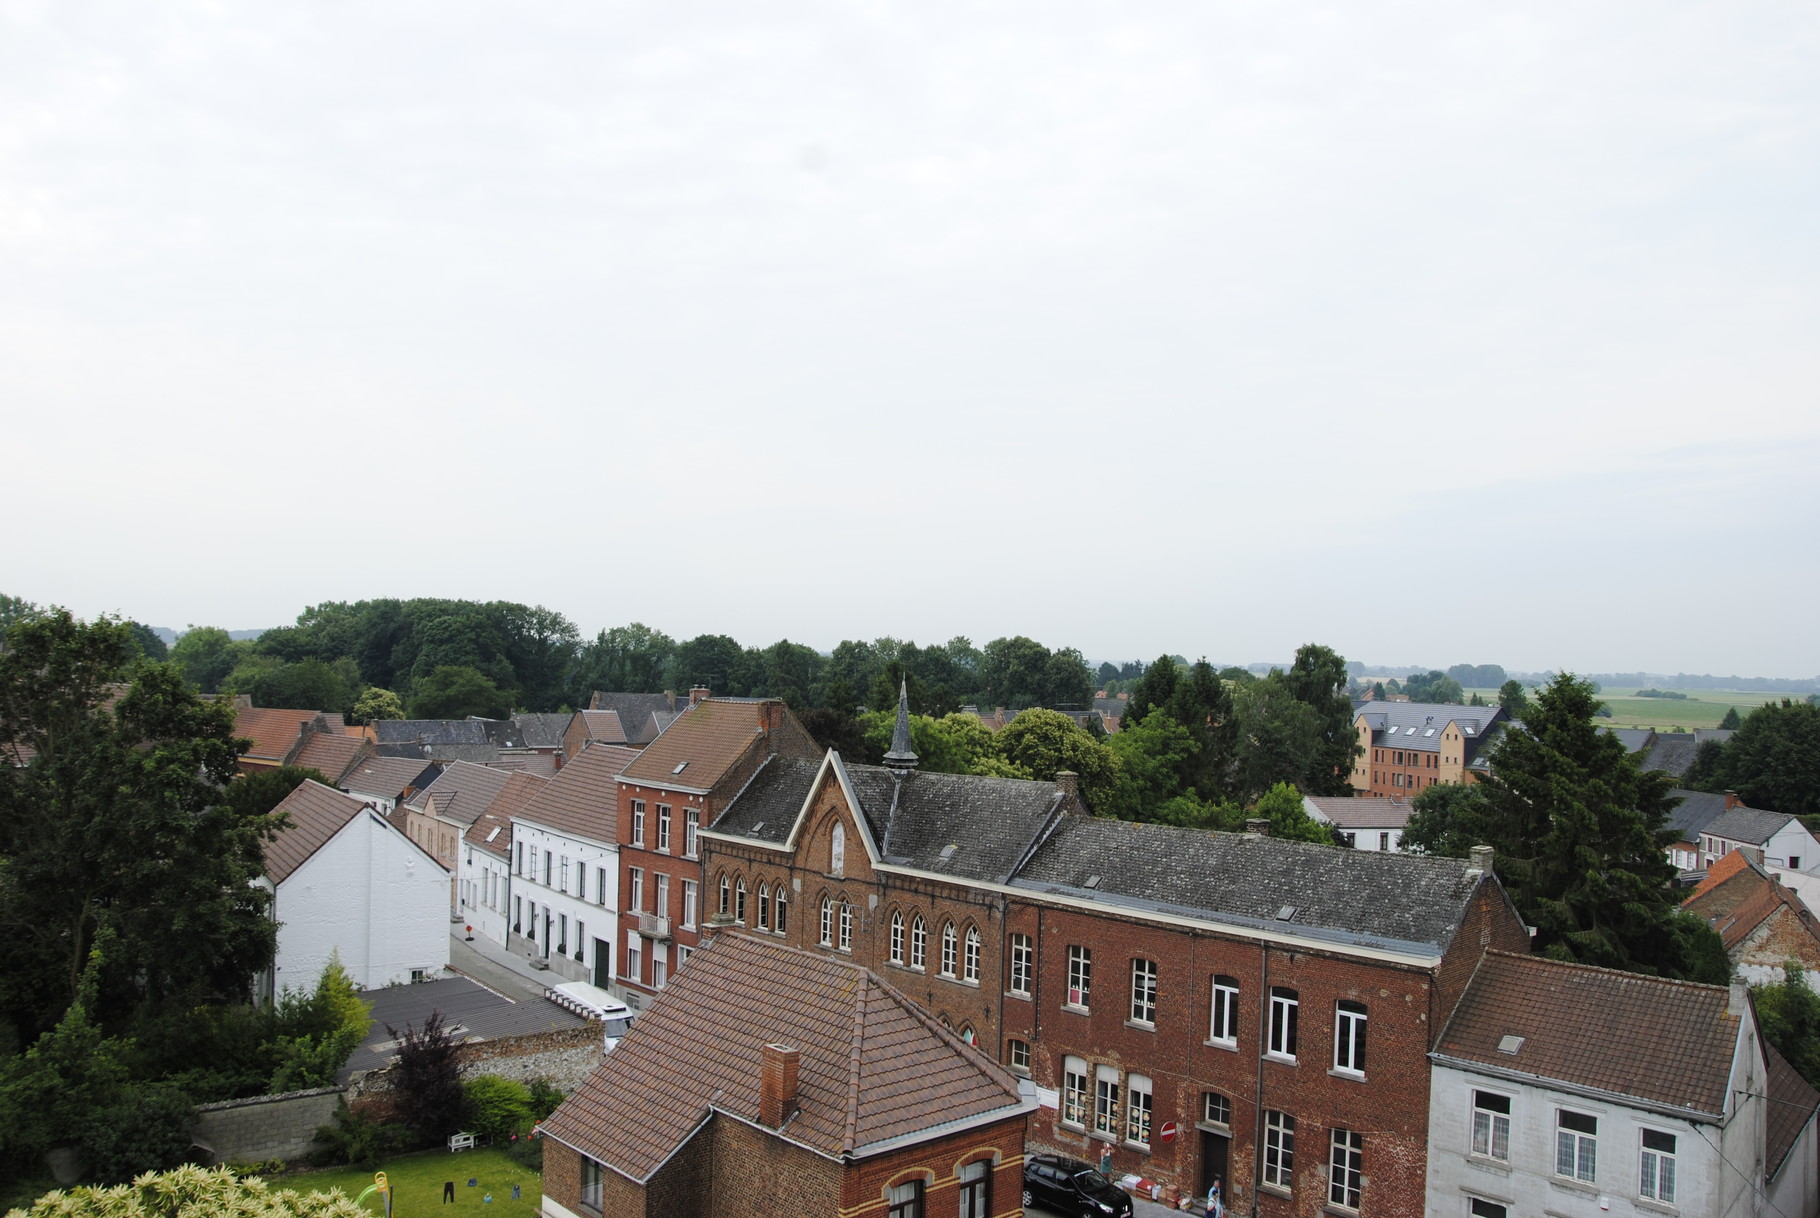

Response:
(1302, 795), (1416, 830)
(403, 760), (516, 828)
(264, 780), (389, 883)
(539, 932), (1028, 1181)
(1706, 804), (1807, 849)
(1767, 1043), (1820, 1178)
(587, 691), (689, 745)
(460, 773), (550, 861)
(289, 729), (371, 785)
(1666, 788), (1737, 845)
(1608, 727), (1738, 780)
(512, 712), (572, 750)
(1434, 951), (1741, 1118)
(569, 709), (628, 746)
(1680, 851), (1820, 957)
(619, 698), (799, 791)
(235, 706), (340, 762)
(512, 744), (638, 844)
(1355, 701), (1506, 756)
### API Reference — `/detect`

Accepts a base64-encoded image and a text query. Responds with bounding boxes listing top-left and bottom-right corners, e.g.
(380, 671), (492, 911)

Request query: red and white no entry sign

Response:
(1158, 1120), (1179, 1143)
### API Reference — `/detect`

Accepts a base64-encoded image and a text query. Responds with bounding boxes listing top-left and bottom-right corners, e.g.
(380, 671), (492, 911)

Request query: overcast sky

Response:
(4, 1), (1817, 676)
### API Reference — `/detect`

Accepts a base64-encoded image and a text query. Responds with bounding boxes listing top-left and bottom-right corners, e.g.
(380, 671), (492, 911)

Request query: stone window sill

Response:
(1061, 1003), (1091, 1017)
(1327, 1068), (1366, 1083)
(1125, 1019), (1156, 1033)
(1005, 990), (1033, 1002)
(1205, 1038), (1238, 1053)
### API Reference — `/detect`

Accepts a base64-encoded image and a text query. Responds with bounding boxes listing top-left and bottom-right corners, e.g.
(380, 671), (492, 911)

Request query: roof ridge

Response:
(1481, 948), (1731, 995)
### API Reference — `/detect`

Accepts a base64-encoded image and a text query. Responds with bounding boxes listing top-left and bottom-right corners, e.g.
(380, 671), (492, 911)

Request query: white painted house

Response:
(1700, 802), (1820, 876)
(1303, 794), (1414, 851)
(259, 780), (450, 998)
(1426, 951), (1819, 1218)
(504, 743), (639, 991)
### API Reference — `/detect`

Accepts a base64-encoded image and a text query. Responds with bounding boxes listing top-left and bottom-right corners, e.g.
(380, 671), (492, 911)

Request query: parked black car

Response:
(1022, 1153), (1135, 1218)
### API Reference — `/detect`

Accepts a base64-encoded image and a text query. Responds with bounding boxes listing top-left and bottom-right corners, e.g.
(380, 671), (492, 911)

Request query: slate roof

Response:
(709, 756), (822, 844)
(340, 756), (440, 801)
(1609, 727), (1656, 754)
(513, 713), (572, 750)
(1015, 817), (1485, 956)
(540, 932), (1028, 1180)
(513, 745), (638, 844)
(1643, 733), (1700, 778)
(1304, 795), (1415, 830)
(1666, 788), (1733, 844)
(290, 731), (370, 784)
(264, 780), (373, 884)
(374, 719), (494, 746)
(1767, 1042), (1820, 1179)
(620, 699), (772, 789)
(425, 743), (503, 765)
(1434, 951), (1739, 1117)
(846, 763), (1065, 883)
(1707, 805), (1802, 848)
(405, 761), (514, 828)
(487, 753), (558, 777)
(587, 692), (682, 745)
(1355, 701), (1505, 757)
(234, 707), (323, 762)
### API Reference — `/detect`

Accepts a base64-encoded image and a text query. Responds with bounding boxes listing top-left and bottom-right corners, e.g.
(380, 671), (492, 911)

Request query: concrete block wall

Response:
(191, 1087), (345, 1165)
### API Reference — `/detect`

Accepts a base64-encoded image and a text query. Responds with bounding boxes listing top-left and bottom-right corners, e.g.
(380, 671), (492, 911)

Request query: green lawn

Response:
(1462, 687), (1768, 732)
(276, 1146), (541, 1216)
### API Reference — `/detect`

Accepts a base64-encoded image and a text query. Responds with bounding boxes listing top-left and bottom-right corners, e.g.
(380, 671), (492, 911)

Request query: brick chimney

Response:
(1245, 817), (1270, 836)
(759, 1043), (800, 1129)
(1055, 771), (1079, 802)
(690, 686), (711, 706)
(1724, 790), (1742, 810)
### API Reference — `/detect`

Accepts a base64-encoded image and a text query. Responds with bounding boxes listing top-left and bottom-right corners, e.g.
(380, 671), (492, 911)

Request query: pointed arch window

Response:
(734, 877), (747, 924)
(819, 896), (834, 947)
(774, 887), (788, 934)
(910, 915), (927, 970)
(831, 823), (846, 876)
(890, 912), (905, 964)
(963, 926), (981, 983)
(717, 874), (730, 917)
(756, 884), (770, 931)
(940, 922), (958, 977)
(838, 900), (853, 952)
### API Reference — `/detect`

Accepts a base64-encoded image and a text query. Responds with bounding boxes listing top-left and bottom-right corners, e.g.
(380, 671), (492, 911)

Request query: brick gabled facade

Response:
(699, 743), (1531, 1213)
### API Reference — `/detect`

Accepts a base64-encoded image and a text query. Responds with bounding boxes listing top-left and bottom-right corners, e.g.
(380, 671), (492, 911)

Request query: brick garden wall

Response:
(350, 1023), (605, 1122)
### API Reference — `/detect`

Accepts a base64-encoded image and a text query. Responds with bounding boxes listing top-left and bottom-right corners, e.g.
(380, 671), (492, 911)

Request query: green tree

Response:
(349, 686), (405, 724)
(980, 636), (1053, 710)
(168, 625), (239, 693)
(1718, 706), (1743, 731)
(1280, 644), (1361, 796)
(408, 665), (511, 720)
(570, 623), (676, 697)
(993, 709), (1120, 811)
(489, 602), (581, 712)
(1754, 964), (1820, 1088)
(1121, 653), (1180, 727)
(1404, 670), (1465, 704)
(1701, 699), (1820, 817)
(1401, 782), (1493, 857)
(670, 633), (745, 696)
(1497, 679), (1528, 718)
(221, 766), (330, 820)
(250, 658), (357, 714)
(388, 1010), (470, 1145)
(1104, 712), (1201, 821)
(1251, 781), (1339, 845)
(124, 622), (168, 661)
(0, 611), (279, 1041)
(1476, 673), (1725, 980)
(0, 593), (41, 633)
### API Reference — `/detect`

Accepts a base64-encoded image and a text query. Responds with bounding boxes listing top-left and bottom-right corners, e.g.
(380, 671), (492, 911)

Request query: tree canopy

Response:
(1689, 699), (1820, 817)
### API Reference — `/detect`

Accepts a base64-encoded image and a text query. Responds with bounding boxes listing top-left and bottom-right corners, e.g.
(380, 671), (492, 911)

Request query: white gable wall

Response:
(273, 810), (449, 993)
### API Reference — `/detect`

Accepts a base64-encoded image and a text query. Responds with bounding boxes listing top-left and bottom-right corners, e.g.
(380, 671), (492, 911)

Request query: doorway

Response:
(1200, 1130), (1229, 1201)
(592, 939), (612, 988)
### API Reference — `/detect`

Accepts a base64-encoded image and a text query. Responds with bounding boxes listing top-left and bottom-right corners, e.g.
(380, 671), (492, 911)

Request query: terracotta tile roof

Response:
(572, 710), (627, 746)
(619, 700), (777, 789)
(462, 770), (552, 859)
(1304, 795), (1415, 829)
(289, 731), (371, 784)
(1686, 848), (1755, 900)
(405, 760), (514, 828)
(339, 756), (439, 802)
(486, 753), (557, 777)
(234, 707), (322, 762)
(540, 932), (1028, 1180)
(1766, 1042), (1820, 1179)
(513, 745), (638, 844)
(1435, 951), (1739, 1116)
(1681, 854), (1820, 961)
(264, 780), (371, 884)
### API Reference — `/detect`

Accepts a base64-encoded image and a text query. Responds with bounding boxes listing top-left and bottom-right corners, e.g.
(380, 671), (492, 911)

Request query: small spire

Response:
(883, 677), (918, 771)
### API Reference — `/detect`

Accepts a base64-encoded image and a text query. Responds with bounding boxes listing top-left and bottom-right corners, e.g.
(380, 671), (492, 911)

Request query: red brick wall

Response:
(1431, 880), (1531, 1042)
(704, 1115), (841, 1218)
(841, 1114), (1028, 1218)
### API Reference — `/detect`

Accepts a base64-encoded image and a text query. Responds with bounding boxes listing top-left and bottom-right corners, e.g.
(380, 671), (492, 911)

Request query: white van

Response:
(545, 981), (636, 1049)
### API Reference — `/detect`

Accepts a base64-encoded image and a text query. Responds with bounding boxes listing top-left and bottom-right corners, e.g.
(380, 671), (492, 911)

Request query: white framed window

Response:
(887, 1178), (923, 1218)
(575, 921), (585, 961)
(652, 948), (668, 990)
(1061, 1056), (1089, 1128)
(757, 884), (771, 931)
(684, 806), (699, 857)
(1007, 1038), (1031, 1073)
(890, 912), (905, 964)
(1203, 1092), (1231, 1126)
(560, 855), (570, 893)
(628, 867), (643, 912)
(1010, 933), (1032, 995)
(682, 879), (698, 929)
(1556, 1109), (1597, 1183)
(1329, 1128), (1363, 1209)
(1209, 975), (1239, 1044)
(1334, 1000), (1367, 1074)
(774, 887), (787, 933)
(1093, 1064), (1120, 1137)
(1267, 987), (1299, 1060)
(963, 926), (981, 982)
(940, 923), (957, 976)
(657, 805), (671, 852)
(910, 916), (926, 970)
(717, 874), (730, 916)
(1067, 945), (1092, 1009)
(820, 897), (834, 947)
(596, 865), (607, 906)
(654, 873), (669, 918)
(631, 801), (645, 847)
(734, 877), (747, 923)
(1262, 1110), (1295, 1189)
(838, 900), (853, 952)
(1130, 959), (1158, 1025)
(625, 939), (641, 983)
(1640, 1129), (1676, 1203)
(1471, 1091), (1510, 1161)
(543, 850), (552, 885)
(1125, 1073), (1153, 1146)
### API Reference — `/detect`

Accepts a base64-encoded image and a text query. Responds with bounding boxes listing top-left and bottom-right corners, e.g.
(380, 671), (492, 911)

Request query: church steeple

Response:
(883, 677), (918, 771)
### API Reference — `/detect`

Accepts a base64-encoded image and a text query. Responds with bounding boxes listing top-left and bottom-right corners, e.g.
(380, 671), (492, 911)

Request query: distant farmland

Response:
(1464, 688), (1768, 732)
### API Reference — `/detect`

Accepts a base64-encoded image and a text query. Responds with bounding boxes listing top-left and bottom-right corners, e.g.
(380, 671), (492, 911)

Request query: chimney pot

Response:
(690, 686), (711, 706)
(759, 1042), (800, 1129)
(1245, 817), (1270, 837)
(1055, 771), (1079, 802)
(1725, 790), (1742, 810)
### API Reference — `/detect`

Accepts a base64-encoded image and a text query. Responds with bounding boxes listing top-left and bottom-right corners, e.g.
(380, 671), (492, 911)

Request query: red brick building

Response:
(540, 931), (1032, 1218)
(695, 696), (1531, 1213)
(613, 696), (819, 1007)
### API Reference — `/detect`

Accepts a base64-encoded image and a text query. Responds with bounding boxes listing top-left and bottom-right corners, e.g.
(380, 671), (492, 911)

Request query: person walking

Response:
(1204, 1178), (1224, 1218)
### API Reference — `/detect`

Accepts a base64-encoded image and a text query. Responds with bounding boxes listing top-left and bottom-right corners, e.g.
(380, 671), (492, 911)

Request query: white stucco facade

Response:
(507, 818), (619, 991)
(1426, 1018), (1765, 1218)
(270, 807), (450, 994)
(459, 839), (514, 948)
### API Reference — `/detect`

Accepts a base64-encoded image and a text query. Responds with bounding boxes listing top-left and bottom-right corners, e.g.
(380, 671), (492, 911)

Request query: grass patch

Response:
(1461, 687), (1771, 731)
(278, 1145), (540, 1215)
